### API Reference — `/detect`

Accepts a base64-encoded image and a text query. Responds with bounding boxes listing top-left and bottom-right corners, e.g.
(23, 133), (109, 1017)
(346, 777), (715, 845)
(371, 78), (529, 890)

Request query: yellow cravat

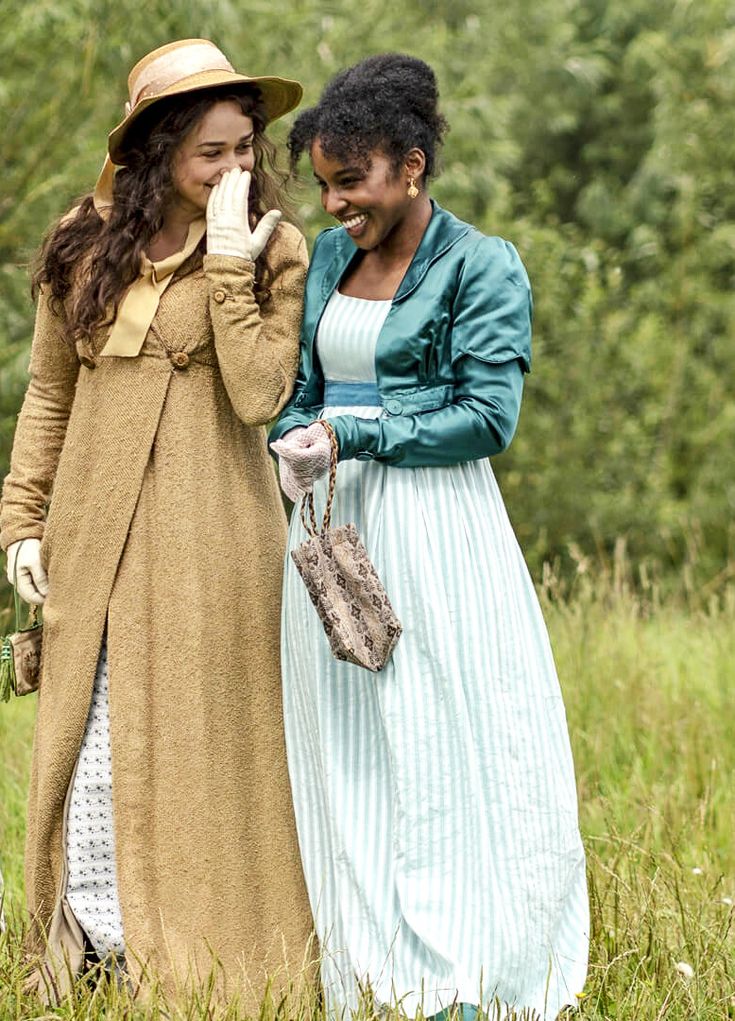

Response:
(99, 218), (207, 358)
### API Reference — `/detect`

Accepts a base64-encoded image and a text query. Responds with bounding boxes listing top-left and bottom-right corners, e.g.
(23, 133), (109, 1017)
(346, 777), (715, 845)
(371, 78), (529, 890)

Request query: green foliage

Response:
(2, 577), (734, 1015)
(0, 0), (733, 585)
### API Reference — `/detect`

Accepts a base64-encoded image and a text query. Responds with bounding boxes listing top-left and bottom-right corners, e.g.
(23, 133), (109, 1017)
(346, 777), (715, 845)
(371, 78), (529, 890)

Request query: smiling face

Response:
(311, 139), (423, 250)
(170, 100), (256, 217)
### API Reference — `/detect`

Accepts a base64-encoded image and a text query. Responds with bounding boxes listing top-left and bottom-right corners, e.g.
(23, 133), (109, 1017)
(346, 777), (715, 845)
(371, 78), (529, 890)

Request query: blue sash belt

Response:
(323, 381), (382, 407)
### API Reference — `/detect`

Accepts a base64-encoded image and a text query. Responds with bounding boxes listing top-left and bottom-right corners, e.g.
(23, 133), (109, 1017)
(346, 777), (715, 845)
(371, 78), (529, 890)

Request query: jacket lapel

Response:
(300, 230), (359, 370)
(393, 201), (473, 303)
(320, 229), (358, 298)
(303, 202), (473, 381)
(320, 201), (472, 305)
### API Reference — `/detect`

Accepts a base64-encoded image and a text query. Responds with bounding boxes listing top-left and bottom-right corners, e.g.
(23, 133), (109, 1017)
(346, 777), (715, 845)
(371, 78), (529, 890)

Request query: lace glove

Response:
(6, 538), (48, 605)
(271, 423), (333, 501)
(271, 428), (309, 503)
(206, 167), (282, 260)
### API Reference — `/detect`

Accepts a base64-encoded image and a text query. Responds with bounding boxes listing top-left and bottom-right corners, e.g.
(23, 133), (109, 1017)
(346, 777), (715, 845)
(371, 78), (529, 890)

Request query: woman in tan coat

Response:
(0, 39), (312, 1006)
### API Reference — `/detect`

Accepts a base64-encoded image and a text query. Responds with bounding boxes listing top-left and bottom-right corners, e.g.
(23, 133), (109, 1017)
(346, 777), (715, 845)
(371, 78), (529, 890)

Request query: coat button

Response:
(384, 398), (402, 415)
(213, 288), (226, 303)
(170, 351), (190, 369)
(79, 354), (96, 369)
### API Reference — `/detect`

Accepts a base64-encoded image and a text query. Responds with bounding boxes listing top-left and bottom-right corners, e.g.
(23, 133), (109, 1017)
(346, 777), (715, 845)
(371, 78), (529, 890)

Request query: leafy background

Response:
(1, 5), (734, 1015)
(1, 0), (734, 589)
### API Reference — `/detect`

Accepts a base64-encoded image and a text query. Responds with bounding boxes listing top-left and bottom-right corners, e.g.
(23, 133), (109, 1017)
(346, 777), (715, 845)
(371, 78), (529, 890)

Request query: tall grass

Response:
(1, 559), (733, 1018)
(538, 552), (735, 1019)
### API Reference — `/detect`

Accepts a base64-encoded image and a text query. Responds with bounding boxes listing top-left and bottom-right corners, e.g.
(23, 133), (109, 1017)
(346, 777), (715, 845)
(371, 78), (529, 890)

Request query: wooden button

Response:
(79, 354), (97, 369)
(213, 289), (226, 303)
(170, 352), (190, 369)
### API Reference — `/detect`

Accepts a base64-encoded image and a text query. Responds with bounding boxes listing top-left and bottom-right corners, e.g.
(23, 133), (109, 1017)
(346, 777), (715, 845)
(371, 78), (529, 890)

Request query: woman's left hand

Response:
(206, 168), (282, 261)
(271, 423), (333, 498)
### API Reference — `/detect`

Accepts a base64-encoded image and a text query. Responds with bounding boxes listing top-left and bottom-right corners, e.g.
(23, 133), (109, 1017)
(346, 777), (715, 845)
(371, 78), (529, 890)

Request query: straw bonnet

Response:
(107, 38), (303, 164)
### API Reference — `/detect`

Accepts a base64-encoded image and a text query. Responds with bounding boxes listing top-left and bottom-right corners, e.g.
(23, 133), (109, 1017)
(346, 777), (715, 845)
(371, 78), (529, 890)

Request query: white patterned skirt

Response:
(66, 640), (125, 961)
(281, 401), (589, 1020)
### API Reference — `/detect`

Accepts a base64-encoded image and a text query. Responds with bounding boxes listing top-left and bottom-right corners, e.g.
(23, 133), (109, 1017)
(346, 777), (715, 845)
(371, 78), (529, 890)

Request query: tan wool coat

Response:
(0, 222), (314, 1004)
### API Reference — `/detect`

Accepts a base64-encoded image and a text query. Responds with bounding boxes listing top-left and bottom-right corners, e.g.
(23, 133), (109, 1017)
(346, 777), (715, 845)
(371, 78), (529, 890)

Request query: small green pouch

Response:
(1, 541), (43, 702)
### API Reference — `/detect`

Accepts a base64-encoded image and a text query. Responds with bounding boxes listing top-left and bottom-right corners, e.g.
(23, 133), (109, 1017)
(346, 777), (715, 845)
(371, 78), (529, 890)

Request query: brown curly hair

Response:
(33, 85), (291, 348)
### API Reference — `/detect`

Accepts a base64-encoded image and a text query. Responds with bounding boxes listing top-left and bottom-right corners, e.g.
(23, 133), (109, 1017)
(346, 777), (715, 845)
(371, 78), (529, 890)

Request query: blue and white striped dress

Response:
(281, 291), (589, 1020)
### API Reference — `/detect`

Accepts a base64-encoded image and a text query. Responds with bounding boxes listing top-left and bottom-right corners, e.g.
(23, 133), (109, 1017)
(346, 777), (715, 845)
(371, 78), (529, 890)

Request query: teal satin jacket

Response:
(270, 201), (532, 467)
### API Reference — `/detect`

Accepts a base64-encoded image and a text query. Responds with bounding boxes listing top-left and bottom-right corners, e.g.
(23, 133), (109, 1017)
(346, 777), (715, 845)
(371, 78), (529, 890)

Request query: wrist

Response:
(206, 242), (251, 260)
(204, 255), (256, 303)
(330, 414), (379, 462)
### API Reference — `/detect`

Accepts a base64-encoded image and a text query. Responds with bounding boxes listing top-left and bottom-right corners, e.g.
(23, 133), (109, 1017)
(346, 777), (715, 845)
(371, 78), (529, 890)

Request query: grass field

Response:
(1, 563), (733, 1019)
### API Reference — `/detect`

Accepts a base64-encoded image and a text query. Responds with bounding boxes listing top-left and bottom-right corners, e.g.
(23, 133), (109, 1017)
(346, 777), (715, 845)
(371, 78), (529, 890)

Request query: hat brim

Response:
(108, 69), (302, 164)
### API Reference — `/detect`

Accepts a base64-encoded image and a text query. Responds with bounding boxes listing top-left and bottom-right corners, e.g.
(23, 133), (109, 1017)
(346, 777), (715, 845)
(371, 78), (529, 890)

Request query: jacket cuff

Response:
(202, 254), (256, 297)
(0, 523), (45, 554)
(330, 415), (381, 462)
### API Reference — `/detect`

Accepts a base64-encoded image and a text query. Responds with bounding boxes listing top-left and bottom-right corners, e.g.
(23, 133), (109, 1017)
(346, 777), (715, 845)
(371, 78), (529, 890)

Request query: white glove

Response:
(271, 427), (309, 503)
(206, 168), (282, 261)
(6, 538), (48, 606)
(271, 423), (333, 501)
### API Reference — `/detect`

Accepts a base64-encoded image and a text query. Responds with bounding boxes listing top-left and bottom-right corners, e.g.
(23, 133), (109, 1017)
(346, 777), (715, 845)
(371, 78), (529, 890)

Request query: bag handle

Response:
(299, 420), (339, 538)
(12, 539), (40, 631)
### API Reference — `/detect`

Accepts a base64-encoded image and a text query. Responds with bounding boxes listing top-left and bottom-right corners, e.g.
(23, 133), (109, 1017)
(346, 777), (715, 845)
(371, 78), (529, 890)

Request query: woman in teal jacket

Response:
(270, 199), (529, 465)
(270, 54), (589, 1021)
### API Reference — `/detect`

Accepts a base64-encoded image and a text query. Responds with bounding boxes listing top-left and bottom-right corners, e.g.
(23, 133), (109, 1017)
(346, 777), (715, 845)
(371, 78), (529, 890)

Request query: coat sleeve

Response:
(267, 229), (330, 444)
(330, 236), (532, 467)
(0, 290), (80, 550)
(204, 222), (308, 426)
(266, 353), (324, 442)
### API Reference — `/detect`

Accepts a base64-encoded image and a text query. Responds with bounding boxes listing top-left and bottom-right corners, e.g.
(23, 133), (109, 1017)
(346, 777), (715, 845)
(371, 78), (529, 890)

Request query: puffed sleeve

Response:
(0, 290), (80, 550)
(451, 236), (531, 371)
(330, 236), (532, 467)
(204, 221), (308, 426)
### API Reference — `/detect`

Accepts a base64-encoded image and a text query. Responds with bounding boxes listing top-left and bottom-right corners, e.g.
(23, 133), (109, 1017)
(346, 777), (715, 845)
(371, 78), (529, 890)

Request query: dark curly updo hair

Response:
(288, 53), (448, 181)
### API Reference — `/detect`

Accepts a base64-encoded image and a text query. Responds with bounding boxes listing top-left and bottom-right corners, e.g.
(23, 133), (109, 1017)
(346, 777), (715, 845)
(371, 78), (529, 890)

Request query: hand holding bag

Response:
(1, 540), (43, 702)
(290, 420), (402, 672)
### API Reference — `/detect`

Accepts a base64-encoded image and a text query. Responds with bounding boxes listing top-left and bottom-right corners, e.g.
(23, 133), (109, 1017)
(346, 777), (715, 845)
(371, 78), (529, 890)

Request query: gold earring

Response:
(407, 178), (419, 199)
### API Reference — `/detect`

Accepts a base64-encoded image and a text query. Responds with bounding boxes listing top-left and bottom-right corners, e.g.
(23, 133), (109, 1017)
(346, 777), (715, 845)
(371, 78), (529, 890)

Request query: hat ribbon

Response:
(93, 155), (118, 214)
(99, 217), (206, 358)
